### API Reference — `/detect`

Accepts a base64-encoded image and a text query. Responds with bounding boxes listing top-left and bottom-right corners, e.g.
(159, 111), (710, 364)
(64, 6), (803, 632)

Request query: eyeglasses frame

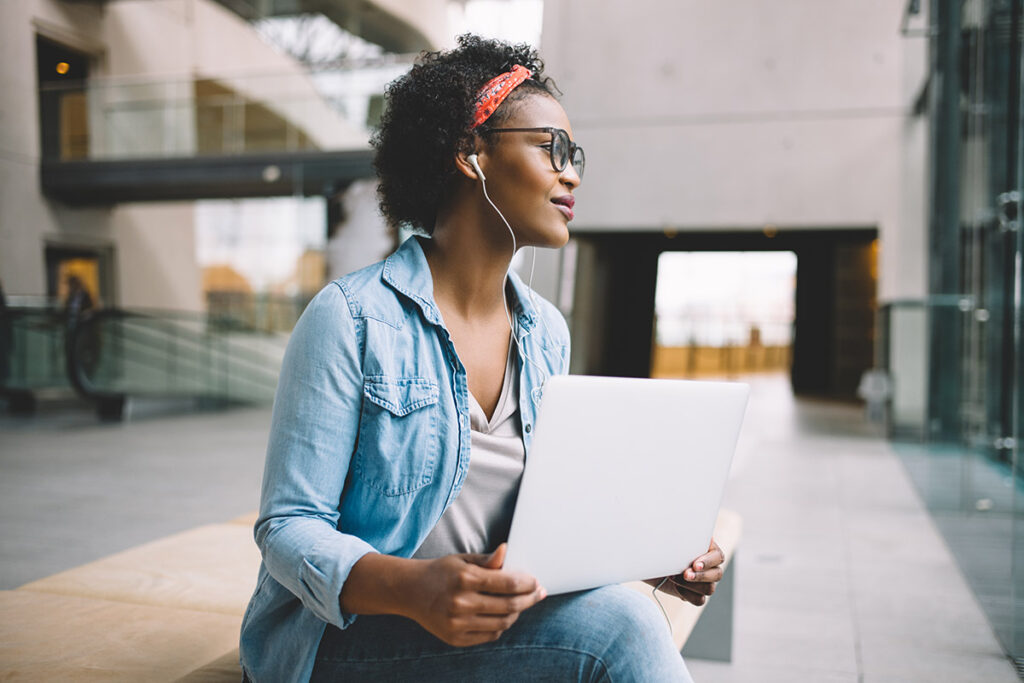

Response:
(478, 126), (585, 178)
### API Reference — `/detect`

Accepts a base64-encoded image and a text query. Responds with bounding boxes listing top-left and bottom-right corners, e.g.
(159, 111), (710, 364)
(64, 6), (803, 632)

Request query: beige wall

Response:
(540, 0), (929, 302)
(0, 0), (109, 296)
(0, 0), (369, 306)
(375, 0), (449, 49)
(112, 203), (202, 310)
(97, 0), (365, 153)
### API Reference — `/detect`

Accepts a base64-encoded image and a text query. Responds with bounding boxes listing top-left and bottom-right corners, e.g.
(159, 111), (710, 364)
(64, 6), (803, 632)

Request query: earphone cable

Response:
(475, 169), (553, 388)
(652, 576), (674, 635)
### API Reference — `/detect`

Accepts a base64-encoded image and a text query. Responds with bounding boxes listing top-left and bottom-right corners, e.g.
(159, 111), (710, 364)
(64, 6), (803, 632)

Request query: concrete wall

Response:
(0, 0), (372, 309)
(96, 0), (366, 155)
(0, 0), (110, 297)
(375, 0), (449, 49)
(112, 203), (202, 310)
(539, 0), (929, 303)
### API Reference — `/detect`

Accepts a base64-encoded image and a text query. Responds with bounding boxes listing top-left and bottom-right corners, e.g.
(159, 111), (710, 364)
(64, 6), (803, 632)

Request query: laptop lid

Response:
(503, 375), (748, 595)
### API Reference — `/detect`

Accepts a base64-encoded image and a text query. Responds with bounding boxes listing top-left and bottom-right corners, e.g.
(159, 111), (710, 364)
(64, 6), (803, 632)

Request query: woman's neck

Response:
(424, 201), (517, 322)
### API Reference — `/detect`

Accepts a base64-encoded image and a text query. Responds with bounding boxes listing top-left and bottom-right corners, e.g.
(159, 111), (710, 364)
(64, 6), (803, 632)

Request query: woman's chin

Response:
(515, 221), (572, 250)
(551, 224), (572, 248)
(539, 224), (572, 249)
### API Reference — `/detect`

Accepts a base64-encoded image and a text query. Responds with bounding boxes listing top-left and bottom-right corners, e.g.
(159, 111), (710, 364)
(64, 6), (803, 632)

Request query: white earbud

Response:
(467, 153), (486, 182)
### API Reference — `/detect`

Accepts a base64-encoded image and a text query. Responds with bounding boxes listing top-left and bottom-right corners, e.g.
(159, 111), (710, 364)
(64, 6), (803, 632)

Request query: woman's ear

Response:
(454, 149), (484, 181)
(454, 134), (487, 180)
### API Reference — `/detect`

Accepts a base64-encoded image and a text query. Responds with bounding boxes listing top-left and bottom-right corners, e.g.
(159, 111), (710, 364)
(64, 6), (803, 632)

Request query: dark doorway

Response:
(36, 35), (91, 161)
(569, 228), (878, 400)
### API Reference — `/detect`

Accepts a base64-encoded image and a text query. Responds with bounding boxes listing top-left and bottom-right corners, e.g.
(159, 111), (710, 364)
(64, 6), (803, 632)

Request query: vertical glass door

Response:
(959, 0), (1023, 660)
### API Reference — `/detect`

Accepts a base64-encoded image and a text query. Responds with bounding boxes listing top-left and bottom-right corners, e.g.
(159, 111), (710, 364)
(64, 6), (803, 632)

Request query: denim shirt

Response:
(239, 236), (571, 682)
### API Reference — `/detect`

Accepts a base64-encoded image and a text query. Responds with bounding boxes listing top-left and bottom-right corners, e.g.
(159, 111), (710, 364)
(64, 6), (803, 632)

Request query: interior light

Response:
(56, 61), (70, 75)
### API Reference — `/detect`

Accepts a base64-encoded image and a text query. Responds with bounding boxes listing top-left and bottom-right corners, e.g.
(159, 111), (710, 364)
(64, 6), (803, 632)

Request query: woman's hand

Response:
(407, 543), (547, 647)
(647, 539), (725, 607)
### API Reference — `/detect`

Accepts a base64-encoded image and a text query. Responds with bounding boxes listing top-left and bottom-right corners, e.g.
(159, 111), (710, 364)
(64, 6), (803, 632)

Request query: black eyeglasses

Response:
(481, 126), (585, 179)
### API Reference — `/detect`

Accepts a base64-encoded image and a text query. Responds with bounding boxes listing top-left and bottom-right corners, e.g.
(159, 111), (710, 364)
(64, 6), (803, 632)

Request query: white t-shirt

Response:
(413, 342), (525, 558)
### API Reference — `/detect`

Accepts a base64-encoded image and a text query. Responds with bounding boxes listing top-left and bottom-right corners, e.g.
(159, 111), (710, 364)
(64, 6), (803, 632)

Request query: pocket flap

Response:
(363, 377), (439, 416)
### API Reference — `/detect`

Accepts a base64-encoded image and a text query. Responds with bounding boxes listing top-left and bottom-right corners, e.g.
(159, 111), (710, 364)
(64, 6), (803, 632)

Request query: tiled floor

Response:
(0, 401), (269, 589)
(683, 375), (1019, 682)
(0, 374), (1018, 681)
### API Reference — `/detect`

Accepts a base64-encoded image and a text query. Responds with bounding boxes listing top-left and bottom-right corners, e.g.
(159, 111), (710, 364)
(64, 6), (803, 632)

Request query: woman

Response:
(239, 35), (724, 682)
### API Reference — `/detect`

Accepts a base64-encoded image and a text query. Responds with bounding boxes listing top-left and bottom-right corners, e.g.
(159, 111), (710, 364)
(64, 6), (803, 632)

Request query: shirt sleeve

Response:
(254, 281), (377, 629)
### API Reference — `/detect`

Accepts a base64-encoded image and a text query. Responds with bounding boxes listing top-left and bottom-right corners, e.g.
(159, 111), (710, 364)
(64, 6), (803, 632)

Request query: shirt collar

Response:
(382, 235), (539, 333)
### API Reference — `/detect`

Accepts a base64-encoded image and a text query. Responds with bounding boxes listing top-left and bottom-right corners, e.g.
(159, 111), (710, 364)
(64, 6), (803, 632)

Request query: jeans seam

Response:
(317, 643), (610, 673)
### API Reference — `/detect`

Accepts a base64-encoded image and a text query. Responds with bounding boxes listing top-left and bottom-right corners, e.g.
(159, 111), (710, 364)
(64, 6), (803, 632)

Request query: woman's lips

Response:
(552, 196), (575, 220)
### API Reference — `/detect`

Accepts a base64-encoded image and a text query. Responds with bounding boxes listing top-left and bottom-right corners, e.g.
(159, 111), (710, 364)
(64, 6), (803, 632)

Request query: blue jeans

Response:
(310, 585), (695, 682)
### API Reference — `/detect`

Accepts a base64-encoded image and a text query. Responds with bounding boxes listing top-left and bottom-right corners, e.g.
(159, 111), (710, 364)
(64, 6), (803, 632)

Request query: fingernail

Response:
(539, 588), (547, 600)
(695, 561), (704, 571)
(686, 570), (695, 580)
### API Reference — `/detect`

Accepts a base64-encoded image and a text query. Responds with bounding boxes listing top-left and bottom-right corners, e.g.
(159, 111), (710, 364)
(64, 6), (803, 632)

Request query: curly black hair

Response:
(371, 34), (560, 235)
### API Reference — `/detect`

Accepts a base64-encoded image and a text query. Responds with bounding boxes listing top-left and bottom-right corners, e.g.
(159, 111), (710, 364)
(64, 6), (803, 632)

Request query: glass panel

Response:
(70, 309), (287, 404)
(1011, 35), (1023, 664)
(195, 194), (327, 334)
(0, 306), (69, 393)
(959, 0), (1023, 659)
(893, 0), (1024, 662)
(38, 59), (415, 162)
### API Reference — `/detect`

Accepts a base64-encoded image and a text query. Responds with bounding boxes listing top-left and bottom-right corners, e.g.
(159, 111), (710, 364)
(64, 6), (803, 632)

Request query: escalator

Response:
(2, 304), (286, 419)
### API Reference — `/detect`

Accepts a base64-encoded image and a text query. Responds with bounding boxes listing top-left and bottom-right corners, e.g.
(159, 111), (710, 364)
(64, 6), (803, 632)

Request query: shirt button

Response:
(524, 424), (532, 434)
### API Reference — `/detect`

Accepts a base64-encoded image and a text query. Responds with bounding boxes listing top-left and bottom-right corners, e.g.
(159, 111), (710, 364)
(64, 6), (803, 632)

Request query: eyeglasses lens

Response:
(572, 147), (585, 178)
(551, 130), (569, 171)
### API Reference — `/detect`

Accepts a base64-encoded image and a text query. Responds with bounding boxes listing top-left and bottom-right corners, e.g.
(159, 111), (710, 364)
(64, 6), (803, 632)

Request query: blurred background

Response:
(1, 0), (1022, 680)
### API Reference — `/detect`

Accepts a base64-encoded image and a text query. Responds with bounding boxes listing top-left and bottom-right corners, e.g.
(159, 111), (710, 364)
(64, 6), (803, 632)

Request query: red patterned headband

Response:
(471, 64), (532, 129)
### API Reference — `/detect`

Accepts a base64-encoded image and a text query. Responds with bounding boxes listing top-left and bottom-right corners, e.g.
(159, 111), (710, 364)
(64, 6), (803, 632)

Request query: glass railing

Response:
(1, 303), (288, 413)
(0, 305), (71, 394)
(67, 308), (287, 405)
(880, 294), (1021, 454)
(204, 291), (313, 334)
(38, 59), (414, 162)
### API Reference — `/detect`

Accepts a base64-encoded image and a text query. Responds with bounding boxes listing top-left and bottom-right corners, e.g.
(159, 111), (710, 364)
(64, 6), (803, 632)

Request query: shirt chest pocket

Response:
(354, 376), (440, 496)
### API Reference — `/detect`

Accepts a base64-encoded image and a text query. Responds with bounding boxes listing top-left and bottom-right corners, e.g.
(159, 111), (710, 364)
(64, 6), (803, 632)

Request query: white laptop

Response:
(503, 375), (748, 595)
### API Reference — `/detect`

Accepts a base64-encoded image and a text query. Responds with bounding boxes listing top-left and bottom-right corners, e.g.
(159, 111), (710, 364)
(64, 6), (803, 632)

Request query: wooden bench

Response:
(0, 510), (740, 680)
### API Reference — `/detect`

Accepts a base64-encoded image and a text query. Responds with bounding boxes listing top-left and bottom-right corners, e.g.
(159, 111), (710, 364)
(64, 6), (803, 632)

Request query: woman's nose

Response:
(560, 163), (581, 189)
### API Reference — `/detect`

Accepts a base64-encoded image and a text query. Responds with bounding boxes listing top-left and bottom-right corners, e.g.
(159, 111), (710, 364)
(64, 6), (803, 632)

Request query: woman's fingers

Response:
(674, 585), (708, 606)
(691, 541), (726, 572)
(466, 565), (539, 596)
(420, 554), (547, 647)
(473, 587), (546, 615)
(664, 579), (713, 604)
(671, 577), (717, 596)
(462, 543), (508, 570)
(440, 587), (541, 645)
(679, 565), (724, 583)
